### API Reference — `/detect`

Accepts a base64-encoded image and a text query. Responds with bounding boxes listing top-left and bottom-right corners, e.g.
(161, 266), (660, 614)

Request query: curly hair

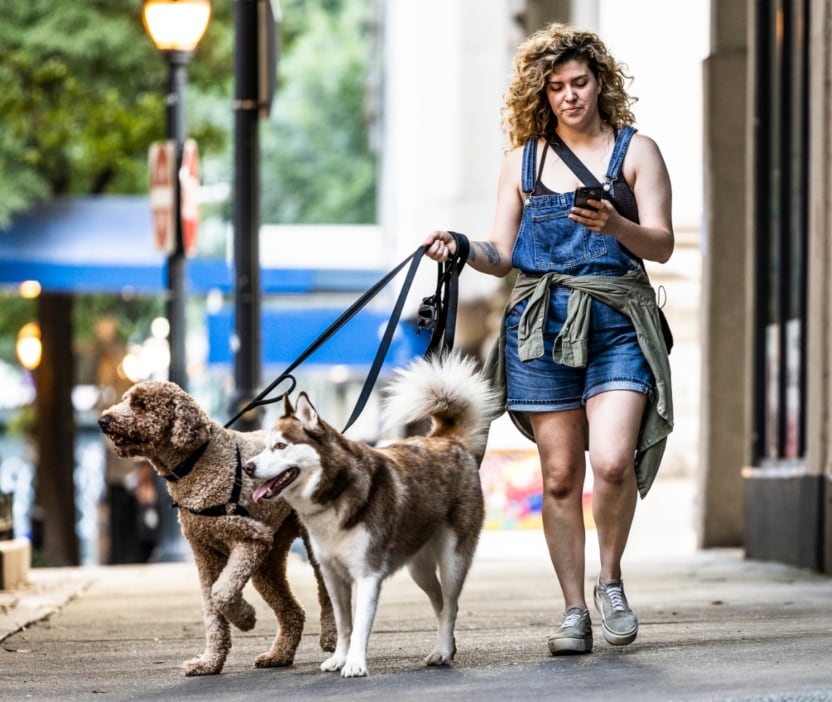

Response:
(501, 23), (637, 150)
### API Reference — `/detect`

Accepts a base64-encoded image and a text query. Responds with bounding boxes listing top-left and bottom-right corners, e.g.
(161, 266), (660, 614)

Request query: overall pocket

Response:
(531, 209), (608, 271)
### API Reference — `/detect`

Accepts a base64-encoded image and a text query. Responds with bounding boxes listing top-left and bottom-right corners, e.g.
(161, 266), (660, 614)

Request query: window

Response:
(752, 0), (809, 463)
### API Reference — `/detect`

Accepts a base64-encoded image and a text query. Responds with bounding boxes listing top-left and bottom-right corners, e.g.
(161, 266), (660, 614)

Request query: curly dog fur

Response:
(98, 380), (336, 675)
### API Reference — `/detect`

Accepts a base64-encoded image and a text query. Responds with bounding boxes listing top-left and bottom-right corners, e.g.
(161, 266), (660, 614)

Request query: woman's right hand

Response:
(423, 230), (457, 262)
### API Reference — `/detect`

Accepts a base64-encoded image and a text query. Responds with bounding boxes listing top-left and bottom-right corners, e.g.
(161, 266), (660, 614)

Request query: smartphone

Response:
(574, 185), (605, 210)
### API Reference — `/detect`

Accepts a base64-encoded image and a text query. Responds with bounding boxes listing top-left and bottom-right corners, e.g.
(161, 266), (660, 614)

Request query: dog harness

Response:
(165, 443), (252, 519)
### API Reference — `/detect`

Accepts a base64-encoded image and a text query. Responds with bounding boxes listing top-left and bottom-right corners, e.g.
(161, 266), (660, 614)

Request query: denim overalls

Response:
(504, 126), (655, 412)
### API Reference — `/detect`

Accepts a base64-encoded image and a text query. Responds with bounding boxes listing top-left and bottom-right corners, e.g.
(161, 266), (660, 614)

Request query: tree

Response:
(0, 0), (232, 227)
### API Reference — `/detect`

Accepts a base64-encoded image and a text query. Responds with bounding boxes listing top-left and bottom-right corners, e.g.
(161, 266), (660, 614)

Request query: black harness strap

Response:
(171, 445), (251, 519)
(163, 440), (210, 483)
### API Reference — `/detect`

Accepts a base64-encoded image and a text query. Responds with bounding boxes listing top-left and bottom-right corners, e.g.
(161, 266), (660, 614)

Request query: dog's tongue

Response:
(251, 467), (298, 503)
(252, 480), (276, 504)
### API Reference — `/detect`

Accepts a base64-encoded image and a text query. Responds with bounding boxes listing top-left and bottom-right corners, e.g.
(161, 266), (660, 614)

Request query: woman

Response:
(424, 22), (674, 655)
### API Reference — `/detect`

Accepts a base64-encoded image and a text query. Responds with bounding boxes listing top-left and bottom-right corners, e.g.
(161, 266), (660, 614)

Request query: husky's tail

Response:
(382, 352), (501, 460)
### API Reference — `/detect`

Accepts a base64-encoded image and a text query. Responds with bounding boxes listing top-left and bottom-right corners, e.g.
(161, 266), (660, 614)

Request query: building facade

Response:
(702, 0), (832, 572)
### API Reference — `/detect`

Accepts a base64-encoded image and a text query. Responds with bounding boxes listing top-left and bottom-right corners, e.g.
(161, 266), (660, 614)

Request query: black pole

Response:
(153, 50), (193, 563)
(231, 0), (262, 430)
(166, 51), (191, 390)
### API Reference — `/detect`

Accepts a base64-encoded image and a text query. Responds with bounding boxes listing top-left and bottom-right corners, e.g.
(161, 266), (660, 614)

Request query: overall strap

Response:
(605, 126), (637, 183)
(521, 139), (537, 194)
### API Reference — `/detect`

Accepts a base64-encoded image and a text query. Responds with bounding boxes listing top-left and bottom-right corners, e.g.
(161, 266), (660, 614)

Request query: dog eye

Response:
(272, 442), (287, 451)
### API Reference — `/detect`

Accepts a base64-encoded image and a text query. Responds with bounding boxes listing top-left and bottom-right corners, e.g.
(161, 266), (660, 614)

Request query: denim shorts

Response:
(504, 292), (654, 412)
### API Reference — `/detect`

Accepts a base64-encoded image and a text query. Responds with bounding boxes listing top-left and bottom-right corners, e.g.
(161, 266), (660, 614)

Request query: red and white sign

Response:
(148, 140), (176, 254)
(179, 139), (200, 256)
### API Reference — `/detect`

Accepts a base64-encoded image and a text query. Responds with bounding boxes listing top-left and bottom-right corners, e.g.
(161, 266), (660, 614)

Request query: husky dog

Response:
(244, 353), (500, 677)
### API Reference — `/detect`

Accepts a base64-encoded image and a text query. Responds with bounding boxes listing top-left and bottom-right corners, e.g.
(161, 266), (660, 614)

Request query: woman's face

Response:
(544, 59), (602, 130)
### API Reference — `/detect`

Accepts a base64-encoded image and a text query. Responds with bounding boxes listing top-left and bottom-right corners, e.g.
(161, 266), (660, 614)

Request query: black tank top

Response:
(532, 142), (640, 223)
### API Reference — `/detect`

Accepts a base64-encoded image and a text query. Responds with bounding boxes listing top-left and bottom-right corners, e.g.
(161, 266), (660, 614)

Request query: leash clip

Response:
(417, 294), (439, 332)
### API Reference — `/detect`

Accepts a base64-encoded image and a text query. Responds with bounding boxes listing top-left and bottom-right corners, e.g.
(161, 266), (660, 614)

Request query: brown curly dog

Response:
(98, 380), (336, 676)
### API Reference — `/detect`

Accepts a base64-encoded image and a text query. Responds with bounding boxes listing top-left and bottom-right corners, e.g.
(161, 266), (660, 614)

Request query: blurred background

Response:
(1, 0), (828, 576)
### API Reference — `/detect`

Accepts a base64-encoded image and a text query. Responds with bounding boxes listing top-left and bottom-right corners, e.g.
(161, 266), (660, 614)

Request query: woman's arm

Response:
(424, 148), (524, 278)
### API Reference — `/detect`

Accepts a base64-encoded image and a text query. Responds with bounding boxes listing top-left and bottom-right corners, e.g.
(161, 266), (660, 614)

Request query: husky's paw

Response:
(341, 657), (368, 678)
(320, 653), (346, 673)
(425, 636), (456, 666)
(424, 649), (453, 667)
(181, 654), (224, 676)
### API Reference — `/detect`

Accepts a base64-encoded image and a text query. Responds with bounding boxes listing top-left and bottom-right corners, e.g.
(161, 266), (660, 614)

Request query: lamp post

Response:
(142, 0), (211, 563)
(142, 0), (211, 389)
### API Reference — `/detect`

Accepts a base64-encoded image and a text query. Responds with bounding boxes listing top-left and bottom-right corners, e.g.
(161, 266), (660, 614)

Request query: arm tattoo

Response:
(470, 242), (502, 267)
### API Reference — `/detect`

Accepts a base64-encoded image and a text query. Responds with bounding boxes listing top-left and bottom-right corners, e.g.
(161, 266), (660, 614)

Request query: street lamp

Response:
(142, 0), (211, 389)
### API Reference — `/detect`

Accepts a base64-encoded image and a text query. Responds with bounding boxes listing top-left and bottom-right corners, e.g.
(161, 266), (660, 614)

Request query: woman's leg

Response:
(584, 390), (646, 581)
(528, 409), (589, 609)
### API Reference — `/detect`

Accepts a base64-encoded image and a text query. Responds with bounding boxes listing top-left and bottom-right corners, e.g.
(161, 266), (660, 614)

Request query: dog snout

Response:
(98, 415), (112, 431)
(243, 461), (256, 477)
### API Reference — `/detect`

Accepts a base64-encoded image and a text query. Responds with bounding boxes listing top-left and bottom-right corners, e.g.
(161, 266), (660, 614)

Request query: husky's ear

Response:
(282, 392), (294, 417)
(295, 392), (320, 431)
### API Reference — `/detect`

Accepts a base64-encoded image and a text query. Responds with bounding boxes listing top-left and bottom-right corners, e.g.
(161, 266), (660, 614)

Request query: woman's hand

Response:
(569, 198), (617, 234)
(423, 230), (457, 262)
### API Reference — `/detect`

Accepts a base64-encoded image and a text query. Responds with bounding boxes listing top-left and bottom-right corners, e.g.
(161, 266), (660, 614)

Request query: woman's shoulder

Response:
(501, 143), (527, 170)
(627, 131), (663, 158)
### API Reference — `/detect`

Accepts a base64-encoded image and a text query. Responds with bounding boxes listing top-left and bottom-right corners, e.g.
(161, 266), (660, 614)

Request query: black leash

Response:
(224, 243), (466, 432)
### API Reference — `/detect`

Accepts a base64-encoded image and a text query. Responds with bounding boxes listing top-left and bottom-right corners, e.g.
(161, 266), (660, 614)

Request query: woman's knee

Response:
(541, 462), (584, 501)
(590, 453), (634, 486)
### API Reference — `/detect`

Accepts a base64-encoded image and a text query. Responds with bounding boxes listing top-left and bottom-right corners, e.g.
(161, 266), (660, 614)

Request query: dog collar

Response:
(164, 440), (210, 483)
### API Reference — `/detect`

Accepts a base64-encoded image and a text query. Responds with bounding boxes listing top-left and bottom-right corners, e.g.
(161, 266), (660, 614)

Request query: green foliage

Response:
(0, 0), (232, 227)
(0, 0), (378, 227)
(261, 0), (379, 223)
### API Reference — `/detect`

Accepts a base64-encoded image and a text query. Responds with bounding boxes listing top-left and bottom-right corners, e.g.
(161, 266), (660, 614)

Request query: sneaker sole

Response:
(547, 638), (593, 655)
(600, 624), (637, 646)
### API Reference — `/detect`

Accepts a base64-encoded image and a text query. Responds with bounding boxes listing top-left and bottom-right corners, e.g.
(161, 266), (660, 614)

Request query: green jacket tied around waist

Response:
(483, 266), (674, 498)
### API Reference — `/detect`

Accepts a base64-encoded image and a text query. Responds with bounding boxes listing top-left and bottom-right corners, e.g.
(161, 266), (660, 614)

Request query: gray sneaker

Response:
(594, 578), (638, 645)
(547, 606), (593, 655)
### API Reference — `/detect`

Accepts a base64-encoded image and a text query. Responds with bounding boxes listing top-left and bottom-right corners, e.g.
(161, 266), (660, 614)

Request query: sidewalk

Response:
(2, 481), (831, 701)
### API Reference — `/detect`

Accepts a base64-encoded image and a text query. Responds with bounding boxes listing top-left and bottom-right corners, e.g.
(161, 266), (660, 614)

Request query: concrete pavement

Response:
(1, 480), (831, 701)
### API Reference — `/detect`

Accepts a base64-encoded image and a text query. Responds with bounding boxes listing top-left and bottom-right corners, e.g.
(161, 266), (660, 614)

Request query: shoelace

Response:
(562, 609), (586, 628)
(603, 583), (628, 612)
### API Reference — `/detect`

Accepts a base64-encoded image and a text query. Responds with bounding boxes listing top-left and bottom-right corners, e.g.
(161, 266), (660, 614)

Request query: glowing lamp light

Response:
(142, 0), (212, 53)
(16, 322), (42, 371)
(19, 280), (41, 299)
